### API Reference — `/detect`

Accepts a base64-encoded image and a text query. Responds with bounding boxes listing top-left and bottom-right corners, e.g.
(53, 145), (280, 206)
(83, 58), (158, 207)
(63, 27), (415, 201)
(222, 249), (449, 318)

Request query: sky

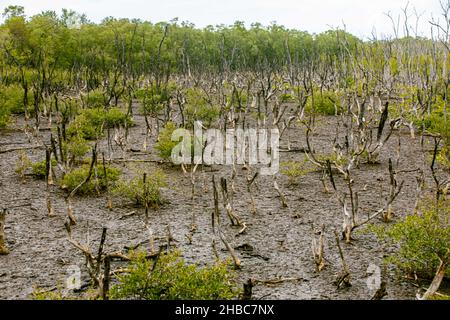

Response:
(0, 0), (446, 39)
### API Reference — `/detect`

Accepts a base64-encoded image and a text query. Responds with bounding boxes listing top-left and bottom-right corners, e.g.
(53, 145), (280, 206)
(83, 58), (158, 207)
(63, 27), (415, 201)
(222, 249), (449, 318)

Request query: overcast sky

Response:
(0, 0), (446, 38)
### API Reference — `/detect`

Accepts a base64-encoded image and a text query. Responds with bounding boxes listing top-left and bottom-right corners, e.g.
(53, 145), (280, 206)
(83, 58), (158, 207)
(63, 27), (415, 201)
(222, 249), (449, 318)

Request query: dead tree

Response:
(240, 279), (255, 300)
(418, 251), (450, 300)
(382, 159), (398, 222)
(65, 224), (130, 300)
(370, 264), (388, 300)
(273, 177), (288, 208)
(334, 230), (351, 288)
(246, 172), (258, 214)
(430, 137), (450, 203)
(0, 209), (9, 255)
(328, 160), (404, 243)
(45, 147), (55, 217)
(220, 177), (246, 233)
(212, 176), (241, 269)
(311, 224), (326, 272)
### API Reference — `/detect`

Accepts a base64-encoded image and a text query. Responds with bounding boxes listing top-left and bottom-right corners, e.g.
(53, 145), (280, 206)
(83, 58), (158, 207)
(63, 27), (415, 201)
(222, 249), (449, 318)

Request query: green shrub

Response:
(61, 164), (120, 195)
(66, 111), (102, 140)
(280, 159), (313, 185)
(408, 96), (449, 147)
(113, 169), (166, 208)
(110, 250), (241, 300)
(63, 136), (91, 163)
(370, 197), (450, 279)
(0, 84), (31, 127)
(83, 88), (106, 108)
(185, 88), (220, 126)
(0, 106), (10, 128)
(0, 84), (31, 115)
(67, 107), (132, 140)
(31, 159), (57, 179)
(305, 90), (342, 115)
(155, 122), (180, 160)
(137, 82), (174, 116)
(104, 107), (133, 128)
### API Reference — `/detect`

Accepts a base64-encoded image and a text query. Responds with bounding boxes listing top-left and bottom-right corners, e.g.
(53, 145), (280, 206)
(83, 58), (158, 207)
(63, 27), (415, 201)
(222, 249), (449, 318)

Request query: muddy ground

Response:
(0, 104), (446, 300)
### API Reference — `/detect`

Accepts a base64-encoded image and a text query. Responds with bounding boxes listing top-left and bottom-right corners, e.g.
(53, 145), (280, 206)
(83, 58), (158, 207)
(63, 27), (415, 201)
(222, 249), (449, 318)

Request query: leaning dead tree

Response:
(0, 209), (9, 255)
(64, 223), (131, 300)
(220, 177), (246, 233)
(327, 160), (404, 243)
(418, 249), (450, 300)
(211, 176), (241, 269)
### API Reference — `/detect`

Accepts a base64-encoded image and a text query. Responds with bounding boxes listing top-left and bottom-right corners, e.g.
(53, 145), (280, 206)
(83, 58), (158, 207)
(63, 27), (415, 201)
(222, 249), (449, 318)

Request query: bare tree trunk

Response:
(0, 209), (9, 255)
(420, 258), (448, 300)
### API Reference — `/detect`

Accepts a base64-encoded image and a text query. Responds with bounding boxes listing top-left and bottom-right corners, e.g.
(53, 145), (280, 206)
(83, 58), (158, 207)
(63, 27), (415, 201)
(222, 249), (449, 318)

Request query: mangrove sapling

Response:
(0, 209), (9, 255)
(113, 169), (167, 213)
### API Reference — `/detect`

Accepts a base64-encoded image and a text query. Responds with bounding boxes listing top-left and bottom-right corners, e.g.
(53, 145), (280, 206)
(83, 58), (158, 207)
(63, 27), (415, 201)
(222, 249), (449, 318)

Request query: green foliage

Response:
(280, 93), (295, 103)
(422, 97), (450, 145)
(137, 82), (175, 116)
(280, 159), (313, 185)
(185, 88), (220, 126)
(305, 90), (342, 115)
(63, 135), (90, 163)
(155, 121), (179, 160)
(14, 150), (31, 179)
(316, 152), (348, 167)
(0, 106), (10, 128)
(0, 84), (32, 126)
(32, 288), (65, 300)
(104, 107), (133, 128)
(369, 197), (450, 279)
(110, 250), (241, 300)
(31, 158), (57, 179)
(61, 163), (120, 195)
(83, 88), (106, 108)
(0, 84), (30, 114)
(67, 107), (132, 140)
(113, 169), (167, 208)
